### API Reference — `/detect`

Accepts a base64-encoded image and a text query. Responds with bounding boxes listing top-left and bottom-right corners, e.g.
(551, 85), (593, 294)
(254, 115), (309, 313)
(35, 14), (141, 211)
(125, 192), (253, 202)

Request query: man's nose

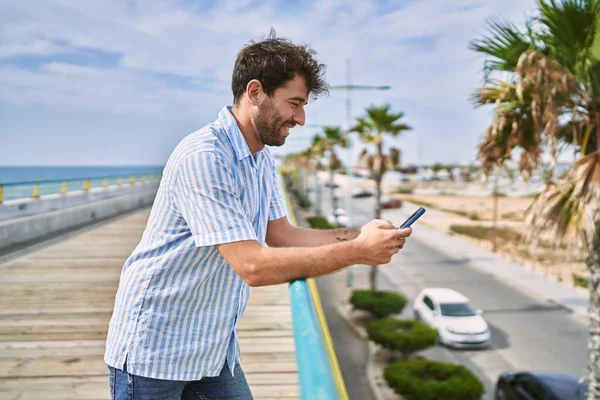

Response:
(293, 107), (305, 126)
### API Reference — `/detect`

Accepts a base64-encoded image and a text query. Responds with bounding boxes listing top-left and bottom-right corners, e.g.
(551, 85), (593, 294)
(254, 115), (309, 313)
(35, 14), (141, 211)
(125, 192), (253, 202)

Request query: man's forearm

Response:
(248, 240), (361, 286)
(279, 226), (361, 247)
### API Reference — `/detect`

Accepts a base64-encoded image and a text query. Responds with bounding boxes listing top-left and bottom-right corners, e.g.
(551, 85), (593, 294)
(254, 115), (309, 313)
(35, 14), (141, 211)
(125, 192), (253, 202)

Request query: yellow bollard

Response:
(141, 176), (147, 184)
(102, 178), (109, 189)
(83, 178), (91, 192)
(32, 183), (40, 199)
(0, 185), (3, 204)
(129, 176), (135, 185)
(117, 177), (123, 186)
(60, 181), (68, 195)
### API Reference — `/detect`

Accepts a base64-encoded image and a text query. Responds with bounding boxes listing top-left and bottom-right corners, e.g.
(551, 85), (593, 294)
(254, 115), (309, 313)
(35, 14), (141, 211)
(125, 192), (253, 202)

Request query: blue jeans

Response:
(108, 361), (254, 400)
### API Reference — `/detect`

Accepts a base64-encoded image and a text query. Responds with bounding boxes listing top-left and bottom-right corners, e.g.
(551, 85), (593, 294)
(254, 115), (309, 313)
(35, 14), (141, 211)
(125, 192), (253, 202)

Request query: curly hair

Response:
(231, 29), (329, 103)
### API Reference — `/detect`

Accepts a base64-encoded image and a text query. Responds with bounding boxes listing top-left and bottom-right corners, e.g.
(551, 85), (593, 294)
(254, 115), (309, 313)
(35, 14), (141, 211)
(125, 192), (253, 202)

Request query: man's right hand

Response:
(355, 219), (412, 265)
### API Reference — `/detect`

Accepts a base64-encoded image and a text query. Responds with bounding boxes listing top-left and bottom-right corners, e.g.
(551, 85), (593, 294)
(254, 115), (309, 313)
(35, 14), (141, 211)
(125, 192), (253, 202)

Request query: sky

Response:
(0, 0), (542, 167)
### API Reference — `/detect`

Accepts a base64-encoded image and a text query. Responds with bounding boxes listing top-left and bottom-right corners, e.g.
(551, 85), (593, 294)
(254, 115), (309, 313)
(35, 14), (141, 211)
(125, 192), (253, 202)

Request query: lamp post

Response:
(329, 59), (391, 289)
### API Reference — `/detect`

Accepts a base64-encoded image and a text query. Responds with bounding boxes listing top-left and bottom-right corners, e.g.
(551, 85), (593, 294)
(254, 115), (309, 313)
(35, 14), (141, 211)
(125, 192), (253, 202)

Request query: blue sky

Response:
(0, 0), (541, 167)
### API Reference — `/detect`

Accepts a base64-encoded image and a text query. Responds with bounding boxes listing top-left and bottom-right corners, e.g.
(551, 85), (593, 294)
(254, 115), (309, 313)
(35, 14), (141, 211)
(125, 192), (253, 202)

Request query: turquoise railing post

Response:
(280, 171), (349, 400)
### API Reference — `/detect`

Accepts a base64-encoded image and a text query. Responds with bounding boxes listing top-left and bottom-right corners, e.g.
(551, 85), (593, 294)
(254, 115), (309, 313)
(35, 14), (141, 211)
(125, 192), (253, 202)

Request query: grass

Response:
(448, 210), (481, 220)
(449, 225), (523, 242)
(501, 211), (523, 221)
(395, 187), (414, 194)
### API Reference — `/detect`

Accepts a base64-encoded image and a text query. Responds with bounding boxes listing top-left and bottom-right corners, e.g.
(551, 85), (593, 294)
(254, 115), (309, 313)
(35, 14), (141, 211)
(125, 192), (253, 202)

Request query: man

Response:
(104, 31), (412, 400)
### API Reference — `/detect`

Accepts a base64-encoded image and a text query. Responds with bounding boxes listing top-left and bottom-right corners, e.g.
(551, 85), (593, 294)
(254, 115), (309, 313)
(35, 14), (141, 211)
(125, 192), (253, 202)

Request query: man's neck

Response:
(230, 104), (264, 156)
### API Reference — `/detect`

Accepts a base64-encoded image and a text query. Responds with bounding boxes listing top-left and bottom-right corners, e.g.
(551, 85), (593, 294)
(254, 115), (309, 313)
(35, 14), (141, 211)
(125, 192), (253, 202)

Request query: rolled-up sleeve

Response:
(268, 164), (287, 222)
(172, 151), (257, 247)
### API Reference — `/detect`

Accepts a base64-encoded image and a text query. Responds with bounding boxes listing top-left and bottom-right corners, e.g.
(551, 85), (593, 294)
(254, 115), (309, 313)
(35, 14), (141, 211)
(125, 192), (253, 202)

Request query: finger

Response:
(390, 228), (412, 239)
(374, 219), (395, 229)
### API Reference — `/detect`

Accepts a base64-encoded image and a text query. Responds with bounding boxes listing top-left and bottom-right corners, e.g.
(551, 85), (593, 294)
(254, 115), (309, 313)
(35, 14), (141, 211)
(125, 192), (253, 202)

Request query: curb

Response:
(336, 303), (402, 400)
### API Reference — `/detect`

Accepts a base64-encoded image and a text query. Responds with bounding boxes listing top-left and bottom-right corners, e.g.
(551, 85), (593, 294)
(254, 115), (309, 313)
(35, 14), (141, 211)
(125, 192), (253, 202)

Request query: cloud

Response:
(0, 0), (539, 165)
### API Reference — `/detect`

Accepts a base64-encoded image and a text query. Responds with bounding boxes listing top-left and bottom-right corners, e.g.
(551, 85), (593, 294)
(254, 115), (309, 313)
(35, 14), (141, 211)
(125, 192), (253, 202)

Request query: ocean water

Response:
(0, 166), (164, 202)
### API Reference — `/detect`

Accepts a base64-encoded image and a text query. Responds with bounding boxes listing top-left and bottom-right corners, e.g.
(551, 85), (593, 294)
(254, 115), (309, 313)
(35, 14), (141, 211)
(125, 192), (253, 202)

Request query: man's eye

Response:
(290, 102), (300, 107)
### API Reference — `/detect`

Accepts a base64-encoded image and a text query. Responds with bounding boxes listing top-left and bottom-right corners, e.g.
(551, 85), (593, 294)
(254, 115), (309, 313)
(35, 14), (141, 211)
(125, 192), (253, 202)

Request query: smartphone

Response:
(399, 207), (426, 229)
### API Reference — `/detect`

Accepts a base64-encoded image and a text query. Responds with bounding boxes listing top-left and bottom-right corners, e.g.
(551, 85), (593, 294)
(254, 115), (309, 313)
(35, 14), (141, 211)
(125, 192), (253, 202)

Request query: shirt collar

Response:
(218, 106), (253, 162)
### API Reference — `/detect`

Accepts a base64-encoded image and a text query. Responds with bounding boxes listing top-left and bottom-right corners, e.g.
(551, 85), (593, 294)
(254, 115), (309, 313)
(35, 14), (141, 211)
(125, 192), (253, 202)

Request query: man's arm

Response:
(266, 216), (361, 247)
(218, 220), (411, 287)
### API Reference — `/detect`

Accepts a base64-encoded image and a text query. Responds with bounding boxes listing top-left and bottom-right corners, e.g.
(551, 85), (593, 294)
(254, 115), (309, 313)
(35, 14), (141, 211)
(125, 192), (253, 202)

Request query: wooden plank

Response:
(0, 208), (299, 397)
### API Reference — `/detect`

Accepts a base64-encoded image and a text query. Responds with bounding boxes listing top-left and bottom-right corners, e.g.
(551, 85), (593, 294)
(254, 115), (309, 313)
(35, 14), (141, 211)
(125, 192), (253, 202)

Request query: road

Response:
(315, 177), (589, 398)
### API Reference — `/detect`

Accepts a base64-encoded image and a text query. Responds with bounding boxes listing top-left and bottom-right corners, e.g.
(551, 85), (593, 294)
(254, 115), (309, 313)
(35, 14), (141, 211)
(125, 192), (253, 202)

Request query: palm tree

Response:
(351, 104), (412, 290)
(472, 1), (600, 396)
(312, 126), (348, 214)
(307, 134), (326, 216)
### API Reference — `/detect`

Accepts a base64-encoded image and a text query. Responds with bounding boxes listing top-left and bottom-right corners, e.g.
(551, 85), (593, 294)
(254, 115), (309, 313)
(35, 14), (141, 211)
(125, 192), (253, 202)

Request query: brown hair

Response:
(231, 29), (329, 103)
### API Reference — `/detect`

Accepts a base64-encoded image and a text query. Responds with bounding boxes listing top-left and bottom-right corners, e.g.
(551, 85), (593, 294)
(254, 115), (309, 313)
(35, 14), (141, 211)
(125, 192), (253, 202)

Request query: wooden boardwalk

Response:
(0, 209), (299, 400)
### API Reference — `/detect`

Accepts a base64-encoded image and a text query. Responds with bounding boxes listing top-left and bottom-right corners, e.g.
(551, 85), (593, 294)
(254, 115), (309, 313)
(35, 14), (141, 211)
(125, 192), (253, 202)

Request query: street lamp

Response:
(329, 59), (392, 289)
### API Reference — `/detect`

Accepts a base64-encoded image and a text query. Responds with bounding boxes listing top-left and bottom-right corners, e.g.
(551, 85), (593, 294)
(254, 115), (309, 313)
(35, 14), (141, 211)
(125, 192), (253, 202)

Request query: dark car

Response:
(352, 189), (373, 198)
(495, 371), (587, 400)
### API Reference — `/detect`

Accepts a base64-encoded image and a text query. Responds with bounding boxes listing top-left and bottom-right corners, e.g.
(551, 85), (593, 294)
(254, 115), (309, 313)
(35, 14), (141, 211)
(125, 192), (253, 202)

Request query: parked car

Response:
(494, 371), (587, 400)
(412, 288), (490, 348)
(327, 208), (351, 227)
(380, 196), (403, 209)
(352, 189), (373, 198)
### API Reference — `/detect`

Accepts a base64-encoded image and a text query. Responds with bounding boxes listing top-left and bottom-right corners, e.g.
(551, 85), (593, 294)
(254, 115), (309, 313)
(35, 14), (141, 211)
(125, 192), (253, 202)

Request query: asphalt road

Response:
(315, 178), (589, 399)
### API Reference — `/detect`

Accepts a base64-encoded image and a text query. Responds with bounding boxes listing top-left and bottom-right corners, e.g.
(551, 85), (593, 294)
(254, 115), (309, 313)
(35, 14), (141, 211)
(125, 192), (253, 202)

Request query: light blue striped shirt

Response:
(104, 106), (287, 381)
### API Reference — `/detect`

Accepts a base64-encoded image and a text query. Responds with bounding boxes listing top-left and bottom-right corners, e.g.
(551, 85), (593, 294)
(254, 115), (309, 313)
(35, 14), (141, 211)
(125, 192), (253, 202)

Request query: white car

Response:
(327, 208), (351, 227)
(412, 288), (491, 349)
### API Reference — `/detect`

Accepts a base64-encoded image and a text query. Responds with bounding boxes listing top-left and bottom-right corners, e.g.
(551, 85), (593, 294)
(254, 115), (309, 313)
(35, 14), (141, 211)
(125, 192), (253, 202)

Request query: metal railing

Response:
(0, 173), (162, 204)
(281, 174), (349, 400)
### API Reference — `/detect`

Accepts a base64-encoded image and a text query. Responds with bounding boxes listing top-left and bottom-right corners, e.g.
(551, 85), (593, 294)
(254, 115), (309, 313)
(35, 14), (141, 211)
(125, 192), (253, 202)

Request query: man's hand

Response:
(355, 219), (412, 266)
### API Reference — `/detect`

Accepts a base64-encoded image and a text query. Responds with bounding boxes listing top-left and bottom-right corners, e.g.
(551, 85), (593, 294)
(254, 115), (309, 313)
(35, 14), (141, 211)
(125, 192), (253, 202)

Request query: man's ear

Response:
(246, 79), (264, 106)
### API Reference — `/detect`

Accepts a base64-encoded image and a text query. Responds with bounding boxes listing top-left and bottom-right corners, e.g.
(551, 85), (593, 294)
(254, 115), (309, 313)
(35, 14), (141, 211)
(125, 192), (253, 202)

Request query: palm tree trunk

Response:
(587, 116), (600, 400)
(370, 140), (385, 291)
(587, 233), (600, 400)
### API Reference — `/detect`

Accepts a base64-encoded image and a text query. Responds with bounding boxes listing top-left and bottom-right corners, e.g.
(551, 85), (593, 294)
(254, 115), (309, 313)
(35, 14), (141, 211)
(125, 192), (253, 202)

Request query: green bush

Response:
(367, 318), (437, 358)
(307, 216), (332, 229)
(573, 273), (588, 288)
(292, 189), (312, 208)
(384, 359), (484, 400)
(350, 290), (407, 319)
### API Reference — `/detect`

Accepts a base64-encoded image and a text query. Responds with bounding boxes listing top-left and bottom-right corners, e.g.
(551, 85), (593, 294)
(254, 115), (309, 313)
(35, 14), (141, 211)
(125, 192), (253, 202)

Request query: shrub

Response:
(307, 216), (332, 229)
(367, 318), (437, 358)
(350, 290), (407, 319)
(384, 359), (484, 400)
(573, 273), (588, 288)
(292, 189), (312, 209)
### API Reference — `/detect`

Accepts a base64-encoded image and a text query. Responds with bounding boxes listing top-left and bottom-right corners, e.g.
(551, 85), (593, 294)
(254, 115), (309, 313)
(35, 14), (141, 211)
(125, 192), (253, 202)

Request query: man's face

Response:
(254, 75), (307, 147)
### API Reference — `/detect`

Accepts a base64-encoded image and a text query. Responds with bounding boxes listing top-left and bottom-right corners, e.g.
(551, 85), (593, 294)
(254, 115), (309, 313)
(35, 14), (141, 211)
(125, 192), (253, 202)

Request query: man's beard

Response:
(255, 99), (293, 147)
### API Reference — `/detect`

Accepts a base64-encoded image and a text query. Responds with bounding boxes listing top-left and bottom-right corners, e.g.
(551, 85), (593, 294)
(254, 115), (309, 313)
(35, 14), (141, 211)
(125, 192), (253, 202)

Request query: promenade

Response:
(0, 209), (299, 400)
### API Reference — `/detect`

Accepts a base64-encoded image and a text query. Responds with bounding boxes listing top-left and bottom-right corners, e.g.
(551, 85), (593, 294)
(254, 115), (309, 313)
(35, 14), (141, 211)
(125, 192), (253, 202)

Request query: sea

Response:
(0, 166), (165, 202)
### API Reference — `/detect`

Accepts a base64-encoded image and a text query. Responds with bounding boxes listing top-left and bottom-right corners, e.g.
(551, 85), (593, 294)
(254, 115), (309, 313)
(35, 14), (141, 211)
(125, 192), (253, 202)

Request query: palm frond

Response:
(536, 0), (600, 75)
(525, 151), (600, 249)
(469, 18), (533, 79)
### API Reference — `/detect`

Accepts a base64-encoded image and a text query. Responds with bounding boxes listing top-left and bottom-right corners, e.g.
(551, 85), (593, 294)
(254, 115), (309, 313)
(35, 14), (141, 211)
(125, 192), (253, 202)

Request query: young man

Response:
(104, 31), (412, 400)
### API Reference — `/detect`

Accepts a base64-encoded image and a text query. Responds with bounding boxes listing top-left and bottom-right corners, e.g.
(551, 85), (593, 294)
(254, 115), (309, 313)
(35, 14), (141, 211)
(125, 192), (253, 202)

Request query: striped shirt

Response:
(104, 106), (287, 381)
